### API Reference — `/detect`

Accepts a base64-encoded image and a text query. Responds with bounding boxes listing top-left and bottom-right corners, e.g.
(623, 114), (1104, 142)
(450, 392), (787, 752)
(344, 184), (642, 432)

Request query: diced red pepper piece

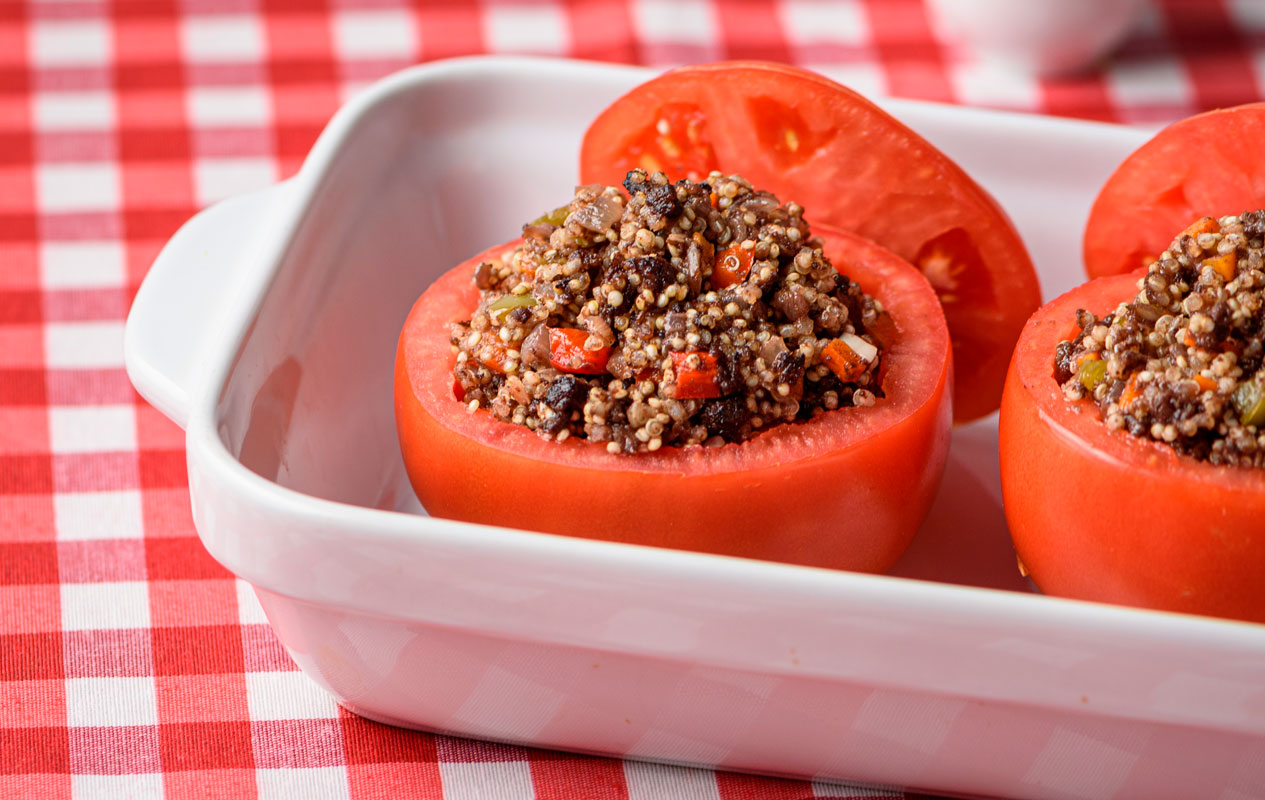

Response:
(453, 376), (466, 401)
(475, 338), (510, 373)
(548, 327), (610, 374)
(713, 244), (753, 288)
(670, 351), (722, 399)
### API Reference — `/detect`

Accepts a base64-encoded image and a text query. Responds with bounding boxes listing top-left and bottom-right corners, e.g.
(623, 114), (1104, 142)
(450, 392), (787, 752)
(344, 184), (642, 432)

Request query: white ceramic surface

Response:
(927, 0), (1146, 76)
(124, 57), (1265, 800)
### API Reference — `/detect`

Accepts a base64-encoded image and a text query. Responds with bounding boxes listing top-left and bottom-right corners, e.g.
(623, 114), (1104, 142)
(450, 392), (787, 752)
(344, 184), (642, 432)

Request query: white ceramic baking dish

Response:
(124, 57), (1265, 799)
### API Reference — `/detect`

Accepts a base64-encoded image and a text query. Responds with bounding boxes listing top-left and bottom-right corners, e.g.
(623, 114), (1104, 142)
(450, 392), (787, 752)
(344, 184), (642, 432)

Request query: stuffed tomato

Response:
(1000, 264), (1265, 622)
(396, 219), (951, 573)
(580, 61), (1038, 423)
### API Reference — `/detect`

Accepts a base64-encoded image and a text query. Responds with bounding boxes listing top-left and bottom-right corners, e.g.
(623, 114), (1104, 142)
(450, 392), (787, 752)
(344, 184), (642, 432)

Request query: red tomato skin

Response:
(396, 227), (952, 573)
(580, 60), (1039, 424)
(999, 272), (1265, 622)
(1083, 103), (1265, 280)
(548, 327), (610, 374)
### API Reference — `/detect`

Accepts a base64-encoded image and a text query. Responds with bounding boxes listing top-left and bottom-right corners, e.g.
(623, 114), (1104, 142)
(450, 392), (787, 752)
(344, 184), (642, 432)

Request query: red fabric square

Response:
(715, 771), (816, 799)
(0, 243), (37, 289)
(0, 678), (65, 728)
(0, 326), (43, 368)
(0, 494), (55, 542)
(0, 369), (47, 405)
(149, 579), (239, 626)
(53, 451), (139, 493)
(348, 762), (444, 800)
(0, 541), (59, 585)
(0, 454), (53, 495)
(118, 130), (191, 165)
(145, 538), (231, 582)
(159, 721), (256, 771)
(416, 1), (485, 62)
(0, 408), (51, 455)
(1, 632), (63, 681)
(57, 538), (146, 583)
(69, 724), (162, 775)
(115, 90), (188, 129)
(152, 625), (245, 677)
(138, 487), (196, 539)
(240, 624), (297, 673)
(435, 736), (531, 763)
(251, 719), (346, 769)
(0, 167), (36, 215)
(113, 7), (182, 65)
(0, 776), (70, 800)
(134, 403), (184, 449)
(0, 584), (61, 634)
(339, 712), (438, 765)
(138, 449), (187, 490)
(0, 289), (40, 324)
(64, 628), (153, 678)
(0, 727), (69, 774)
(163, 769), (257, 800)
(531, 750), (629, 800)
(118, 207), (196, 242)
(155, 674), (249, 723)
(560, 0), (636, 64)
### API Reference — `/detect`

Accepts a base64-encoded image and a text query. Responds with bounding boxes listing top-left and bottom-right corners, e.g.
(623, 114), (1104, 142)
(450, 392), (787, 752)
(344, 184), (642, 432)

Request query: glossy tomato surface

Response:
(396, 226), (952, 573)
(999, 272), (1265, 622)
(579, 60), (1039, 423)
(1084, 103), (1265, 279)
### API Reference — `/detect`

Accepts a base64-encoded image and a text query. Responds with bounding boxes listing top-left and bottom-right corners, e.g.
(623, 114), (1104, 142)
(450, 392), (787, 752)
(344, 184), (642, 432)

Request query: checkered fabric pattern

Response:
(2, 1), (1263, 798)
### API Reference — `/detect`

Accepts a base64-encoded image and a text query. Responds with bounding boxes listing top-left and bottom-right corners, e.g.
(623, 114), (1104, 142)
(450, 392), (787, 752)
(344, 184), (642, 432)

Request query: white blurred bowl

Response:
(928, 0), (1146, 76)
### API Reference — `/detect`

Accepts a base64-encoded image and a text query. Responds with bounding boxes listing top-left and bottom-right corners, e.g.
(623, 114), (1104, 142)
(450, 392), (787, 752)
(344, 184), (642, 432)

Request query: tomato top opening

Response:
(579, 60), (1039, 422)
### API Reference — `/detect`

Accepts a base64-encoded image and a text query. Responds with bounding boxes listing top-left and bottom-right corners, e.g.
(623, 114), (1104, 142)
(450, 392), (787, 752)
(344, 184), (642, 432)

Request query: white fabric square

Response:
(246, 671), (340, 721)
(236, 579), (270, 625)
(948, 60), (1040, 110)
(1106, 60), (1193, 108)
(54, 490), (144, 541)
(182, 14), (266, 63)
(623, 760), (721, 800)
(36, 162), (120, 214)
(31, 19), (111, 67)
(333, 9), (417, 59)
(256, 767), (351, 800)
(634, 0), (720, 48)
(66, 676), (158, 727)
(1022, 726), (1138, 798)
(72, 775), (165, 800)
(49, 405), (137, 454)
(813, 781), (901, 797)
(45, 320), (126, 368)
(439, 761), (536, 800)
(193, 157), (277, 206)
(187, 85), (271, 128)
(33, 91), (115, 131)
(40, 241), (125, 288)
(1230, 0), (1265, 30)
(61, 581), (152, 631)
(779, 0), (870, 45)
(482, 2), (569, 55)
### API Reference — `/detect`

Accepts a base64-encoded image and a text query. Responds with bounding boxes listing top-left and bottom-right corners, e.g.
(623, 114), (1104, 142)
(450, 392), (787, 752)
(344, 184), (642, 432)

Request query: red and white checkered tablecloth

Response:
(3, 1), (1262, 798)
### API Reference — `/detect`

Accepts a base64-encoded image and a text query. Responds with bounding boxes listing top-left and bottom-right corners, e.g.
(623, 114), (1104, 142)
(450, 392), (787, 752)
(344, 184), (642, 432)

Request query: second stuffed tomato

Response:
(397, 225), (951, 573)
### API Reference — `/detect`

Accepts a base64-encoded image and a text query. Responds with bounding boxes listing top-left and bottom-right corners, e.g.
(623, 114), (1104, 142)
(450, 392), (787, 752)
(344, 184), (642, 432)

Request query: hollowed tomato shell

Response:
(999, 272), (1265, 622)
(395, 226), (952, 573)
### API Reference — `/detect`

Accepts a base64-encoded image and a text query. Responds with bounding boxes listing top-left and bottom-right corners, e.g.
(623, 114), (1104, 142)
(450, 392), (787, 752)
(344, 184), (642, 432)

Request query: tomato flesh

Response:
(580, 61), (1039, 423)
(999, 272), (1265, 622)
(396, 226), (952, 572)
(1083, 103), (1265, 279)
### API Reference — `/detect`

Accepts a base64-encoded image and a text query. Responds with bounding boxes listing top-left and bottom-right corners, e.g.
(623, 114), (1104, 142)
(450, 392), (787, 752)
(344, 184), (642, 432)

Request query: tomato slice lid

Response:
(1083, 102), (1265, 280)
(579, 60), (1040, 423)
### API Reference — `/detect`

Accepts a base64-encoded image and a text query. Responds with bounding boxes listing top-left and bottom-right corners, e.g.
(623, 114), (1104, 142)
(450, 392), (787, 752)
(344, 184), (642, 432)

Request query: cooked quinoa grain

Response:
(1056, 211), (1265, 466)
(450, 170), (888, 454)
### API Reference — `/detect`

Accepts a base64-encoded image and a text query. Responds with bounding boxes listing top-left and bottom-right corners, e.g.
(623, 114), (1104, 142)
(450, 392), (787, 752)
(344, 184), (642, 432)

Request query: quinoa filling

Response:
(1056, 211), (1265, 466)
(450, 170), (888, 454)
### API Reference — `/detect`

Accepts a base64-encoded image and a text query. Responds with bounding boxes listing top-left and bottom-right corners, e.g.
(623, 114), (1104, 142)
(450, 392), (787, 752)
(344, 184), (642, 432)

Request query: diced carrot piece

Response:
(1181, 216), (1219, 239)
(1181, 329), (1197, 348)
(820, 338), (872, 383)
(713, 244), (753, 288)
(1204, 252), (1236, 281)
(670, 351), (721, 399)
(548, 327), (610, 375)
(1195, 374), (1218, 392)
(1076, 351), (1101, 367)
(1119, 373), (1143, 409)
(476, 338), (510, 373)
